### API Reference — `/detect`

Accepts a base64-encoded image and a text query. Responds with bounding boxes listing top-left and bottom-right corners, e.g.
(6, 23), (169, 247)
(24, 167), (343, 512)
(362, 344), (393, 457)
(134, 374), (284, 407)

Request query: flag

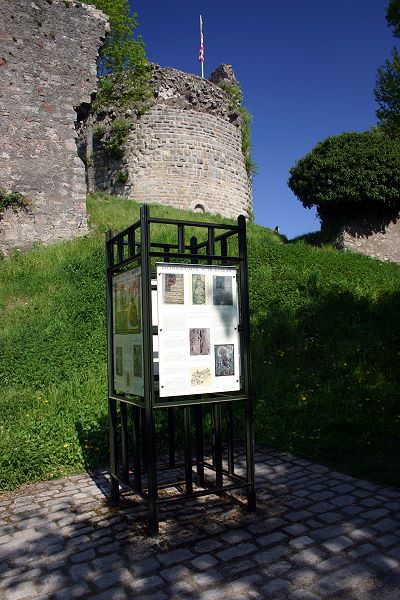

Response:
(199, 15), (204, 63)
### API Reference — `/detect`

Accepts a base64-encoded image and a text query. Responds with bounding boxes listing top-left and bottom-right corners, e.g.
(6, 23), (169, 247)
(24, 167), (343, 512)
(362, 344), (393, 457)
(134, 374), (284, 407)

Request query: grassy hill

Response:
(1, 194), (399, 490)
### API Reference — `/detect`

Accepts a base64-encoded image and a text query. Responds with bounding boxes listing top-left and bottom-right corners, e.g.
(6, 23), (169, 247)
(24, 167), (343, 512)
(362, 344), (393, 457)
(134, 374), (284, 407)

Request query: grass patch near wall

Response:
(0, 194), (399, 490)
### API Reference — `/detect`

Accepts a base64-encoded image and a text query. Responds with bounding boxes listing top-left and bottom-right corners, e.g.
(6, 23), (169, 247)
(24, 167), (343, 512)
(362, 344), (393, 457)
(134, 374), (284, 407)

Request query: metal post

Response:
(164, 245), (176, 469)
(106, 230), (119, 502)
(213, 403), (223, 491)
(132, 405), (142, 492)
(120, 402), (129, 484)
(184, 407), (193, 495)
(238, 215), (256, 510)
(140, 205), (159, 534)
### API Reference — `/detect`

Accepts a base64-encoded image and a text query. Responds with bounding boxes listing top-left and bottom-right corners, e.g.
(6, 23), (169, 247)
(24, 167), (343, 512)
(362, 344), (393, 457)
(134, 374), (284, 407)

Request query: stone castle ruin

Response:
(78, 64), (253, 220)
(0, 0), (251, 255)
(1, 0), (398, 263)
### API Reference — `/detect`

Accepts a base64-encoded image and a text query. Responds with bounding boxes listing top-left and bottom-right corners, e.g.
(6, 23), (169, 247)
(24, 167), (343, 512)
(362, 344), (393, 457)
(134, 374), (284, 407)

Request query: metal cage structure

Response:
(105, 205), (256, 534)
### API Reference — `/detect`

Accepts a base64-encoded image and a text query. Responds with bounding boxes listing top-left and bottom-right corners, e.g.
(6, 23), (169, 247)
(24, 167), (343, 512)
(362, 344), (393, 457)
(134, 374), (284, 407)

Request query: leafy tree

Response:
(374, 1), (400, 136)
(288, 131), (400, 221)
(387, 0), (400, 38)
(374, 48), (400, 137)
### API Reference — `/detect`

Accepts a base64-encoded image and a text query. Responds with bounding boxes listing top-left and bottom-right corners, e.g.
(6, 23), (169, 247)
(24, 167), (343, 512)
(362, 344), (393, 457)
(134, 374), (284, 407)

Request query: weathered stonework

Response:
(337, 212), (400, 264)
(90, 65), (253, 219)
(0, 0), (108, 255)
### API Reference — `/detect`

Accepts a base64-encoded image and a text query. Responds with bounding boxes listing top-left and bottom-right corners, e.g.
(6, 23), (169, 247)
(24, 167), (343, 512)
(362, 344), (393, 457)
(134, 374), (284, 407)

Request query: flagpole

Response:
(199, 15), (204, 78)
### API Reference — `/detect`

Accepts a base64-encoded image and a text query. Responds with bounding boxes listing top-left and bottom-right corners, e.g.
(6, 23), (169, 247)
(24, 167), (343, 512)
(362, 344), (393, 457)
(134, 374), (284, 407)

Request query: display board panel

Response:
(157, 263), (240, 397)
(112, 267), (144, 396)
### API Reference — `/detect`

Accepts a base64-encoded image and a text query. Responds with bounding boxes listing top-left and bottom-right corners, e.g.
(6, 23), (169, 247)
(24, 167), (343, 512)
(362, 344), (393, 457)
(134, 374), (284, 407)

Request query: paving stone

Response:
(193, 538), (222, 553)
(256, 531), (287, 546)
(288, 566), (318, 587)
(315, 563), (376, 595)
(217, 542), (257, 562)
(367, 553), (400, 572)
(288, 590), (321, 600)
(348, 543), (377, 558)
(372, 518), (400, 533)
(157, 547), (194, 566)
(220, 528), (251, 543)
(322, 535), (354, 553)
(261, 577), (290, 595)
(53, 582), (91, 599)
(286, 511), (312, 522)
(191, 553), (219, 569)
(191, 570), (223, 588)
(313, 525), (344, 541)
(159, 565), (190, 582)
(134, 557), (161, 575)
(70, 547), (95, 563)
(318, 512), (342, 524)
(289, 535), (313, 549)
(262, 560), (292, 578)
(254, 544), (288, 564)
(291, 546), (327, 567)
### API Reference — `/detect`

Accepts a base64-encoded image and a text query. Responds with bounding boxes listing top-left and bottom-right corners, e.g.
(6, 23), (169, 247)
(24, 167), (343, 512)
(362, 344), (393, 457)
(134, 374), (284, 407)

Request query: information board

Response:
(157, 263), (240, 397)
(112, 267), (144, 396)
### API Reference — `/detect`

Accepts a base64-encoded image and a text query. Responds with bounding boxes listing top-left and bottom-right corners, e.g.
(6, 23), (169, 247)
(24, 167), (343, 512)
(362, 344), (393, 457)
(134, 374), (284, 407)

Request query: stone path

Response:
(1, 447), (400, 600)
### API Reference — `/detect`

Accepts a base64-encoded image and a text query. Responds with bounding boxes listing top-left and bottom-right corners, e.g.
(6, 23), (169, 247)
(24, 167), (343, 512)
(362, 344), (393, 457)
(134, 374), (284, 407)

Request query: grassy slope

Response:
(0, 194), (399, 490)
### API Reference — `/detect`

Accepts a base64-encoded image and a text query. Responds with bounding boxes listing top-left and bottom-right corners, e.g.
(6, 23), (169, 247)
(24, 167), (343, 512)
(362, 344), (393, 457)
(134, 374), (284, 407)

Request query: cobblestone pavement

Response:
(1, 447), (400, 600)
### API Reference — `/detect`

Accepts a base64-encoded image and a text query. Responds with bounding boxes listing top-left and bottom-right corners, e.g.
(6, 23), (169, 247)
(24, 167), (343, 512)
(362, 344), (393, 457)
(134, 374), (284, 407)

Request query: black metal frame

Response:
(106, 205), (256, 534)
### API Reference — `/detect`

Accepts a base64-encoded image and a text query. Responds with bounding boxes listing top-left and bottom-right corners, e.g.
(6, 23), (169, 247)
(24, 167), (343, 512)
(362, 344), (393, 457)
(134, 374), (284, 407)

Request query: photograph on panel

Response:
(215, 344), (235, 376)
(190, 328), (211, 355)
(163, 273), (184, 304)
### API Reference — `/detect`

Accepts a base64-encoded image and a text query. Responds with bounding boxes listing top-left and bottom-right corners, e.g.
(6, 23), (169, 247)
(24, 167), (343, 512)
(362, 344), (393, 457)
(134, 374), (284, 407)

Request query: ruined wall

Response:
(0, 0), (108, 255)
(92, 65), (253, 219)
(338, 213), (400, 264)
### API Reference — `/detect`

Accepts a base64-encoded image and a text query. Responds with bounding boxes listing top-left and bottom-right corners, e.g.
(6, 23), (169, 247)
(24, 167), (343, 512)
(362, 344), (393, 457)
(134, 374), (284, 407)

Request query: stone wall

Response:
(91, 65), (253, 219)
(0, 0), (108, 255)
(338, 213), (400, 264)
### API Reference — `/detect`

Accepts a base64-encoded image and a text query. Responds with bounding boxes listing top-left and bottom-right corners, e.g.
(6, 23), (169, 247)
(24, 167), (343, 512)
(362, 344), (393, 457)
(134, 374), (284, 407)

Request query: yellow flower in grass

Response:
(63, 443), (69, 448)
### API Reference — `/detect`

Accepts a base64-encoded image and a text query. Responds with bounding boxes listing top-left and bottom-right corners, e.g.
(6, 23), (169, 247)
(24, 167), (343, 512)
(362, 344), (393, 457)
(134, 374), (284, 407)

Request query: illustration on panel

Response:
(114, 273), (141, 334)
(191, 274), (207, 305)
(163, 274), (184, 304)
(213, 276), (233, 306)
(215, 344), (235, 376)
(189, 328), (210, 355)
(190, 366), (212, 387)
(133, 344), (142, 378)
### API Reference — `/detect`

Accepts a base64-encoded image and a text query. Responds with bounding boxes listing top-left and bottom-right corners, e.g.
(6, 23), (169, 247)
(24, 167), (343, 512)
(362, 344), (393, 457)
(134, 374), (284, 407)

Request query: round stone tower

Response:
(91, 65), (253, 219)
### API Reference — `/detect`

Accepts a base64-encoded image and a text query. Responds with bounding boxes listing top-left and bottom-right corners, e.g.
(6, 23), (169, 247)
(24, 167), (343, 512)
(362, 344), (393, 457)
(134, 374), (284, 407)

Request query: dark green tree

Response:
(374, 49), (400, 137)
(288, 131), (400, 222)
(374, 1), (400, 136)
(386, 0), (400, 38)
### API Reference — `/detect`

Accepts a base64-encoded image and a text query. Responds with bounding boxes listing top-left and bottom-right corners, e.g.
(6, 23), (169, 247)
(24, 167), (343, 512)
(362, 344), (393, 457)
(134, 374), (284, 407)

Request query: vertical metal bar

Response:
(184, 407), (193, 495)
(168, 408), (175, 468)
(178, 224), (185, 254)
(120, 402), (129, 484)
(163, 245), (176, 469)
(132, 405), (142, 492)
(117, 234), (124, 263)
(238, 214), (256, 510)
(190, 236), (199, 265)
(128, 227), (135, 257)
(220, 235), (228, 264)
(140, 205), (159, 534)
(141, 406), (147, 472)
(207, 227), (215, 265)
(194, 406), (204, 486)
(226, 403), (234, 476)
(106, 229), (119, 502)
(213, 403), (223, 490)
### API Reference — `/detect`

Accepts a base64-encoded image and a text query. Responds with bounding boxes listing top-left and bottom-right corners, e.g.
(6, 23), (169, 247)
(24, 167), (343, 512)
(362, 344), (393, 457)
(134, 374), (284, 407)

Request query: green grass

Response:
(1, 194), (399, 490)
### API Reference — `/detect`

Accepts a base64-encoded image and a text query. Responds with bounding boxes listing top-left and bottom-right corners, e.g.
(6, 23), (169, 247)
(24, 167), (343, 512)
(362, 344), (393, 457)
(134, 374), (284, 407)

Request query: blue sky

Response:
(131, 1), (395, 238)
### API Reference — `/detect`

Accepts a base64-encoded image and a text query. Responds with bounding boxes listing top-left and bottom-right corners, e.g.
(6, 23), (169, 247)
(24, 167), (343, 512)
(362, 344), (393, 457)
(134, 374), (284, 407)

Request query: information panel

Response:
(112, 267), (144, 396)
(157, 263), (240, 397)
